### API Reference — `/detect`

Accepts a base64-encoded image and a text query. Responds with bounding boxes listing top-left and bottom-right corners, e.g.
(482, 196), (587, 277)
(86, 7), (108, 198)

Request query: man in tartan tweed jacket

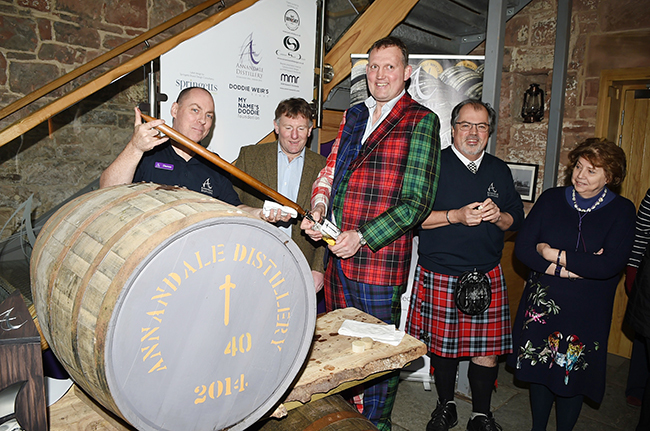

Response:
(301, 37), (441, 430)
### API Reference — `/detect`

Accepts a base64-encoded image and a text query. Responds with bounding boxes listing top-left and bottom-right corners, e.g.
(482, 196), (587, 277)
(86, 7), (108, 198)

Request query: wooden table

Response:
(48, 307), (427, 429)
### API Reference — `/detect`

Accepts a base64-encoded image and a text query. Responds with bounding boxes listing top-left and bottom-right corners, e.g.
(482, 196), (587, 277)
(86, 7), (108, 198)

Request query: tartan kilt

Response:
(405, 264), (513, 357)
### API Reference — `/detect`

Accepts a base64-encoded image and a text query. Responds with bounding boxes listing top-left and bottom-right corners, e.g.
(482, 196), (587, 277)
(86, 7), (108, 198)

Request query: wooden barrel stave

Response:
(31, 183), (316, 430)
(46, 188), (246, 412)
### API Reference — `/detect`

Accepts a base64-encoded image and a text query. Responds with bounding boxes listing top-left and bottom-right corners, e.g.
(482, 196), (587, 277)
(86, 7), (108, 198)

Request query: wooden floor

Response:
(49, 386), (133, 431)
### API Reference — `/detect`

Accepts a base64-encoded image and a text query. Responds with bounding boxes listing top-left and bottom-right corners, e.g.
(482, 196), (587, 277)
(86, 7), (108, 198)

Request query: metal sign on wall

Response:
(351, 54), (486, 150)
(160, 0), (317, 162)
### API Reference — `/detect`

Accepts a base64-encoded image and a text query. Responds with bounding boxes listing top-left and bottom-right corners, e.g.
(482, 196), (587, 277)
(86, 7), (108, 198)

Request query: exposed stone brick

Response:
(574, 0), (598, 12)
(150, 0), (185, 27)
(510, 47), (555, 73)
(0, 15), (38, 51)
(562, 119), (594, 134)
(586, 30), (650, 78)
(37, 18), (52, 40)
(0, 53), (6, 85)
(599, 0), (650, 32)
(97, 22), (126, 35)
(578, 106), (597, 119)
(507, 124), (548, 166)
(53, 21), (101, 48)
(583, 78), (600, 106)
(502, 47), (512, 73)
(505, 15), (530, 46)
(57, 0), (102, 20)
(38, 43), (77, 64)
(105, 0), (148, 29)
(531, 17), (556, 47)
(8, 62), (60, 94)
(17, 0), (51, 12)
(6, 52), (37, 60)
(563, 72), (578, 119)
(577, 10), (599, 33)
(521, 0), (556, 18)
(569, 34), (585, 71)
(104, 34), (131, 50)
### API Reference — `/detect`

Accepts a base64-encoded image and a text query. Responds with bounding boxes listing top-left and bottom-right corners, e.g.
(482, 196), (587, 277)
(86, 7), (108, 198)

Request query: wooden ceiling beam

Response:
(322, 0), (420, 100)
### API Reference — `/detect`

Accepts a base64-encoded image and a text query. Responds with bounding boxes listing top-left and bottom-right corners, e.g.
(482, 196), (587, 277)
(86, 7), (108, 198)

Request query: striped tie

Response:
(467, 161), (477, 174)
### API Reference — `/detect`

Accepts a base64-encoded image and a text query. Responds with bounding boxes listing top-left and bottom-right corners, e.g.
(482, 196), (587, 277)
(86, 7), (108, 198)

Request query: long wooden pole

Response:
(140, 113), (306, 217)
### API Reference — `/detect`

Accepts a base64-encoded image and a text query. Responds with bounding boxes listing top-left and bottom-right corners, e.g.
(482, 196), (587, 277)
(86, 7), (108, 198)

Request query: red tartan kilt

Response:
(405, 264), (513, 358)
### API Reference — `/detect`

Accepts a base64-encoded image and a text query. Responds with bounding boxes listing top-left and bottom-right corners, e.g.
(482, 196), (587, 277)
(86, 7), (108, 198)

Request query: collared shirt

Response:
(134, 142), (242, 206)
(277, 144), (305, 235)
(361, 90), (406, 144)
(311, 93), (441, 254)
(312, 91), (407, 211)
(451, 144), (485, 172)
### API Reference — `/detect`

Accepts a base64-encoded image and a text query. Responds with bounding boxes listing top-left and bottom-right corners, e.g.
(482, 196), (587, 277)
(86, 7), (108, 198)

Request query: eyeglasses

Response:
(455, 121), (489, 133)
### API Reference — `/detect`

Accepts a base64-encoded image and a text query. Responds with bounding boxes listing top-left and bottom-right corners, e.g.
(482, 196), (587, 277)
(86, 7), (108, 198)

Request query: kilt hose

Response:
(406, 264), (512, 358)
(324, 257), (404, 431)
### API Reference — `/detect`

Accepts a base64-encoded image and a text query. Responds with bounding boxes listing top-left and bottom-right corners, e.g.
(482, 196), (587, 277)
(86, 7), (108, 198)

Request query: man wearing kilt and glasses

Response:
(405, 99), (524, 431)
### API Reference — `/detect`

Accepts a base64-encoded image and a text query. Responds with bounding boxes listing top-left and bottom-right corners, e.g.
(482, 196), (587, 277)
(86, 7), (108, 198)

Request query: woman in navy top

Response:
(508, 138), (636, 431)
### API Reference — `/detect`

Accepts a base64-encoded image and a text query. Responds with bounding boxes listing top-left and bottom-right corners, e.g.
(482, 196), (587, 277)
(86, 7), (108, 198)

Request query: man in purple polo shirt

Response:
(100, 87), (263, 217)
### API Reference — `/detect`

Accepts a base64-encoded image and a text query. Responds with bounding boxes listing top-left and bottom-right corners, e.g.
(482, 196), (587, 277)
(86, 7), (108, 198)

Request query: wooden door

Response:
(597, 68), (650, 358)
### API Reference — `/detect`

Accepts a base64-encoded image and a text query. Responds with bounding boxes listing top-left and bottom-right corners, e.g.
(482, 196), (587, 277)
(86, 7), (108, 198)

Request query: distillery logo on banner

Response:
(234, 33), (263, 120)
(236, 33), (264, 81)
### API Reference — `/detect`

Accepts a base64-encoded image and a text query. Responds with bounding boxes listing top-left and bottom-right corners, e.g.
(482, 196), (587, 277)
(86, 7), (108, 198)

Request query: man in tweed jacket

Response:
(233, 98), (326, 292)
(301, 37), (441, 430)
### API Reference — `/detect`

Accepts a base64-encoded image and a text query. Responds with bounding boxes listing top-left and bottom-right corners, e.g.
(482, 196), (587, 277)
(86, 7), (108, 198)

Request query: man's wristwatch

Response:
(356, 229), (367, 246)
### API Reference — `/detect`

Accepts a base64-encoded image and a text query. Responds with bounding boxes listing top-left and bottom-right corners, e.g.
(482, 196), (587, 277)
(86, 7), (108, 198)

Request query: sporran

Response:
(455, 269), (491, 315)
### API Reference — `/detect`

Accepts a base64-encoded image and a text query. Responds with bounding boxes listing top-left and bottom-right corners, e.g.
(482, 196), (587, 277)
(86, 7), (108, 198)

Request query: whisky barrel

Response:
(252, 395), (378, 431)
(30, 183), (316, 431)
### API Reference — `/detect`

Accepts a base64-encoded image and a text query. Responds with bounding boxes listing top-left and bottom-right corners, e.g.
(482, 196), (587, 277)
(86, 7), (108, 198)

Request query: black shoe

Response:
(426, 400), (458, 431)
(465, 413), (503, 431)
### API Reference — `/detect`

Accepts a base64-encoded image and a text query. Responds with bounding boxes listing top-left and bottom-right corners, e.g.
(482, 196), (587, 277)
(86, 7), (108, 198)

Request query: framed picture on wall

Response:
(507, 162), (539, 202)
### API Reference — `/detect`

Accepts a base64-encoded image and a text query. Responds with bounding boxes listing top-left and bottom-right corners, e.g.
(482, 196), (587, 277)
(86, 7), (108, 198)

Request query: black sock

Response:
(468, 360), (498, 414)
(430, 353), (459, 402)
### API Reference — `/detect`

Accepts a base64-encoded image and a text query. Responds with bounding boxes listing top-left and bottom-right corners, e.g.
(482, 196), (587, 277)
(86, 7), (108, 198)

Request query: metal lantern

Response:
(521, 83), (545, 123)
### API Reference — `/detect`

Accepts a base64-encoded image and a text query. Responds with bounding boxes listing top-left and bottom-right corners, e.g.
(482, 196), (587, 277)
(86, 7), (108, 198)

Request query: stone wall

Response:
(0, 0), (228, 240)
(483, 0), (650, 202)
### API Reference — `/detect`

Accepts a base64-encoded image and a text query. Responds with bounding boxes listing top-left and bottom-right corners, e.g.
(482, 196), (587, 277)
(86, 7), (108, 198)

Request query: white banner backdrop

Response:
(160, 0), (317, 162)
(350, 54), (486, 150)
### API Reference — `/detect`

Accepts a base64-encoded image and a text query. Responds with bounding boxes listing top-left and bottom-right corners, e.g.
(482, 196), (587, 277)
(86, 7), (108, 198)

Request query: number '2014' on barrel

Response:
(30, 183), (316, 431)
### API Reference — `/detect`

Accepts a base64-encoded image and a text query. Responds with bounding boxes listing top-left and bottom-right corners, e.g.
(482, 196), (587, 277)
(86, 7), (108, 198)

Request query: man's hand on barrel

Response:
(130, 107), (169, 154)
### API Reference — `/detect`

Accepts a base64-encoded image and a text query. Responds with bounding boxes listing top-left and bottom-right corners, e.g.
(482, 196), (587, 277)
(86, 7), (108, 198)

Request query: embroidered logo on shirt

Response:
(487, 182), (499, 198)
(201, 178), (213, 195)
(155, 162), (174, 171)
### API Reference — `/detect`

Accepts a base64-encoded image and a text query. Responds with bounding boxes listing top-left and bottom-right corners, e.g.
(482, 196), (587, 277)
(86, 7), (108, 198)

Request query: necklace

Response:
(572, 187), (607, 213)
(572, 187), (607, 252)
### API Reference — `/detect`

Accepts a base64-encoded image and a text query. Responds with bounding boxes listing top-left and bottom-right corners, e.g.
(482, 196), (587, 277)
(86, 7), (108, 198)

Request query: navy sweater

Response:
(418, 147), (524, 275)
